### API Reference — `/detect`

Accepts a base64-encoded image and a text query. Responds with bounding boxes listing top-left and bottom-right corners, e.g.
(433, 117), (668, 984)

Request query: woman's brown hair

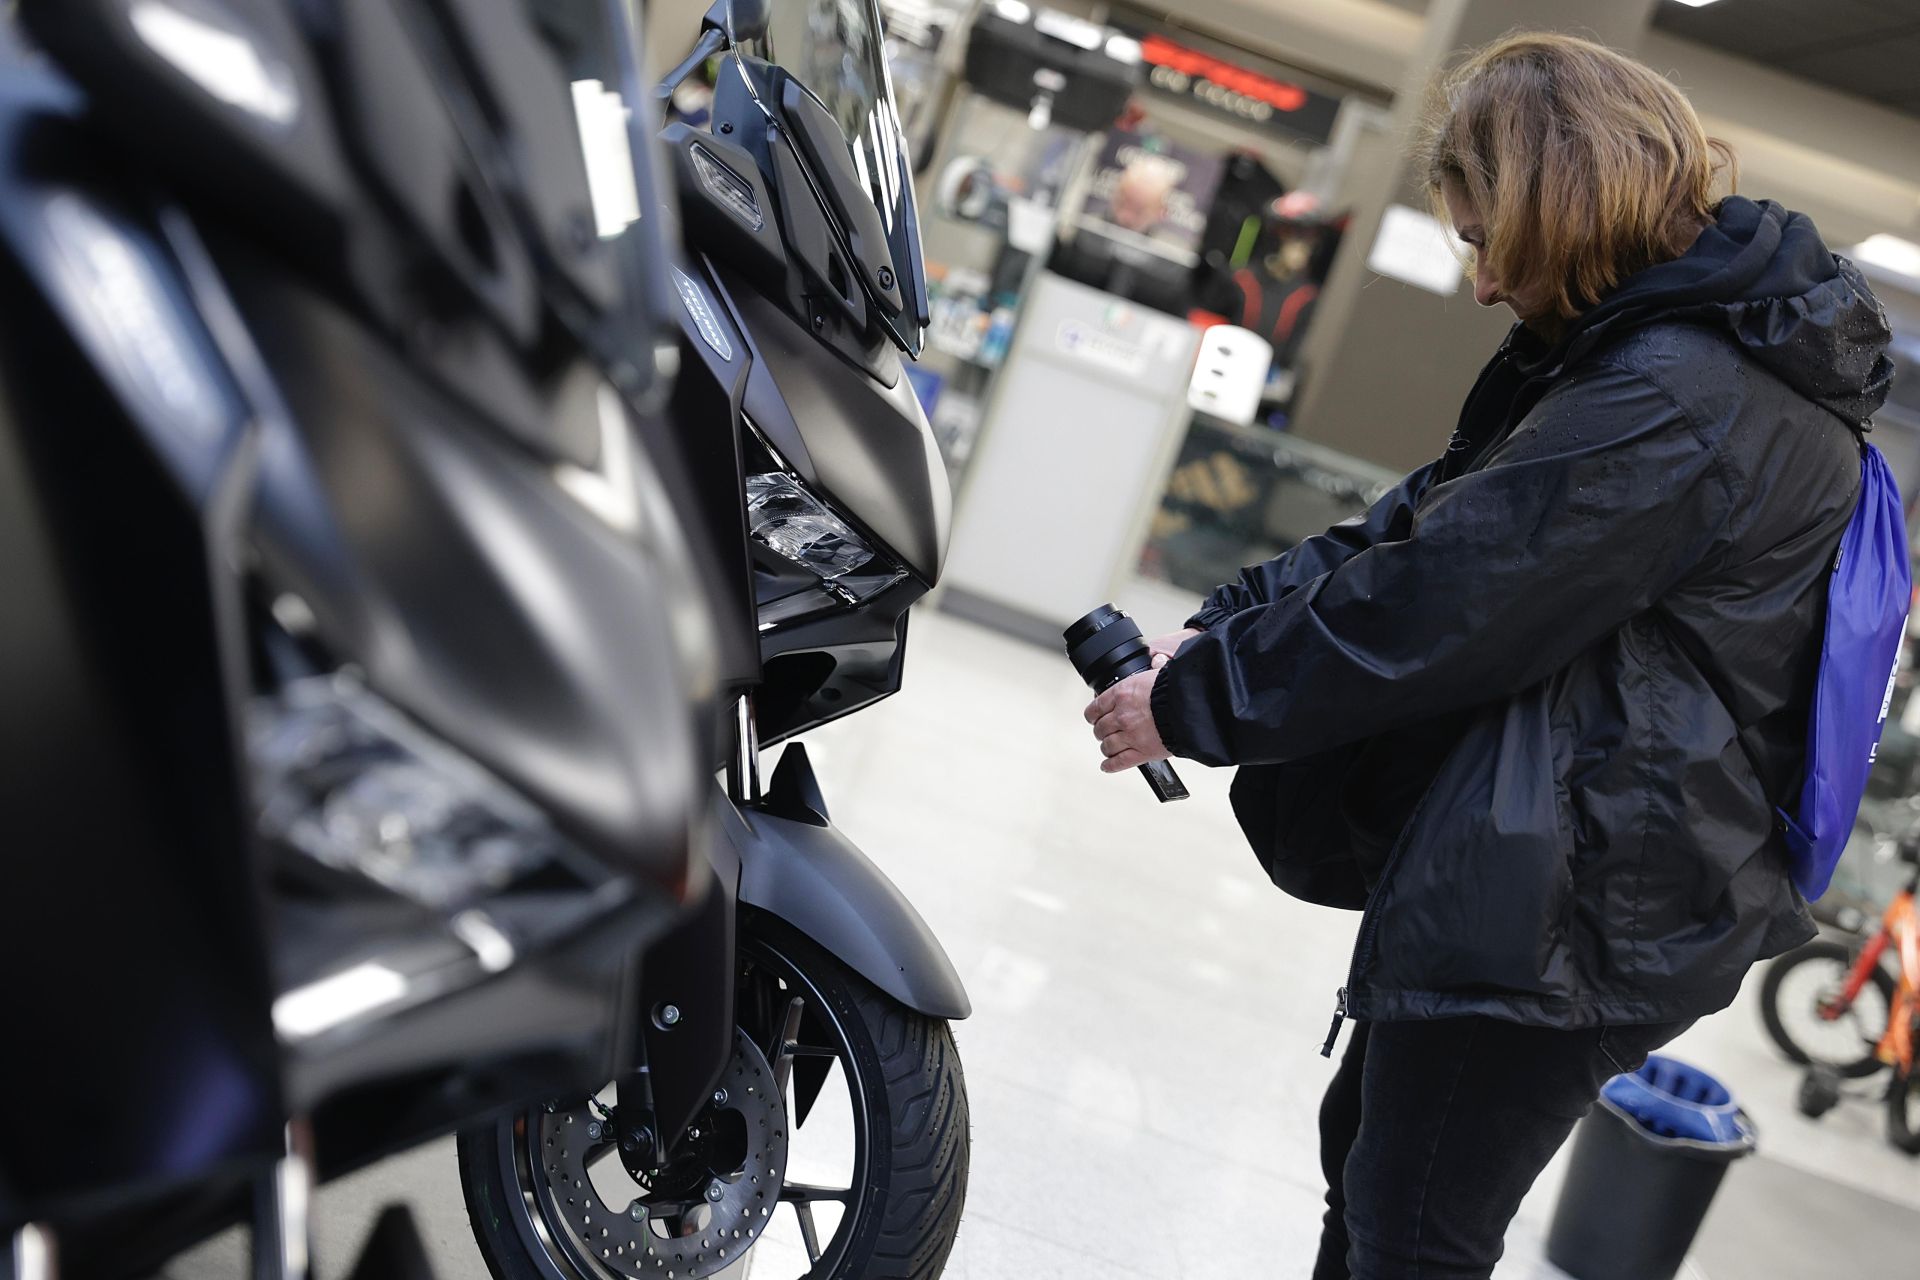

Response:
(1419, 32), (1736, 321)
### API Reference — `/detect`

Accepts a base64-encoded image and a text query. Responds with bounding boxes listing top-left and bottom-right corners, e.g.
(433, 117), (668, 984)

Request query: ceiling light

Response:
(1668, 0), (1725, 8)
(1850, 234), (1920, 281)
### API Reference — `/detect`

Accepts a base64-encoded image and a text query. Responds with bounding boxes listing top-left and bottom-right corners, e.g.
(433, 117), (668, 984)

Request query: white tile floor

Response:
(176, 588), (1920, 1279)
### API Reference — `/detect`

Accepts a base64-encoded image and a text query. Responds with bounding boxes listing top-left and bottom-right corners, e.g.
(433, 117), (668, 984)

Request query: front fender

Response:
(715, 760), (970, 1020)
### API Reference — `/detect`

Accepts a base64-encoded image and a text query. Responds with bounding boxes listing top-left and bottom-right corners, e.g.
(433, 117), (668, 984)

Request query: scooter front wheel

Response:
(457, 913), (969, 1280)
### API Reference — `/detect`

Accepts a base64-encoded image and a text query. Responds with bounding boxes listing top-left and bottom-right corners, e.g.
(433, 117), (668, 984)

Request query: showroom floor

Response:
(175, 592), (1920, 1279)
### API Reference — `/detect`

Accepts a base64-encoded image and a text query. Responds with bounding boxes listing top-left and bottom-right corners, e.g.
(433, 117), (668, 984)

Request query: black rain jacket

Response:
(1152, 198), (1895, 1028)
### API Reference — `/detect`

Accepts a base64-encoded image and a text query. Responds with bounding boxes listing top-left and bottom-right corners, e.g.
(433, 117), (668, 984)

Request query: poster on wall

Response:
(1079, 127), (1226, 259)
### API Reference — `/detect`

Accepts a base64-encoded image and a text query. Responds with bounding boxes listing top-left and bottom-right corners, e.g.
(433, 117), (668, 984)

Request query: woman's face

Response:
(1443, 183), (1549, 323)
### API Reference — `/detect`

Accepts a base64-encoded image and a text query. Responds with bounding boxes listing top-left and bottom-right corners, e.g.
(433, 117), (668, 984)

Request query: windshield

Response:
(754, 0), (928, 348)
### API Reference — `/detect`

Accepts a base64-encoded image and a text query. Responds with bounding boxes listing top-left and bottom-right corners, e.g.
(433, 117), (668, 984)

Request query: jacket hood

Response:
(1532, 197), (1894, 430)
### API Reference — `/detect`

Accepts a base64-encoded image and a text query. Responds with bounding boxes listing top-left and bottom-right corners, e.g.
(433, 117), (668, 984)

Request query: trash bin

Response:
(1545, 1054), (1757, 1280)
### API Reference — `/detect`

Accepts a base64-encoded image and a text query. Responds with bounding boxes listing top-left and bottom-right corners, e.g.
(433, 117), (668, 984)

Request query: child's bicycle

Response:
(1759, 834), (1920, 1153)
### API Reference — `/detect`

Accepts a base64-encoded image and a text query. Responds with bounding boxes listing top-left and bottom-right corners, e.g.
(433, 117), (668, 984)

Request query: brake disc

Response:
(536, 1027), (790, 1278)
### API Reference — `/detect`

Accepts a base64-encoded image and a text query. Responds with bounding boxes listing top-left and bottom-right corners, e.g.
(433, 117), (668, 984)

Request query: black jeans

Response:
(1311, 1015), (1690, 1280)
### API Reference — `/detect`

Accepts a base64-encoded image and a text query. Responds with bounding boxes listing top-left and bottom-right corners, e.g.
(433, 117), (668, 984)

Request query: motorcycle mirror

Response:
(657, 1), (731, 102)
(724, 0), (770, 45)
(654, 0), (768, 102)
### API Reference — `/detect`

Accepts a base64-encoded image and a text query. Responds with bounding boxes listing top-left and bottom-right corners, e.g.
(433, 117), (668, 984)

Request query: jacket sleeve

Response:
(1152, 363), (1735, 767)
(1186, 459), (1444, 628)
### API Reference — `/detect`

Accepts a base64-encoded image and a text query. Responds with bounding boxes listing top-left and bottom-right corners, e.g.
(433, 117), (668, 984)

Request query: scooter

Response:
(454, 3), (972, 1276)
(0, 2), (714, 1274)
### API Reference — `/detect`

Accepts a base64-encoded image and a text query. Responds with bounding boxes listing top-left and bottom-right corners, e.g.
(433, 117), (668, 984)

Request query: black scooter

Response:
(0, 2), (714, 1275)
(454, 3), (972, 1277)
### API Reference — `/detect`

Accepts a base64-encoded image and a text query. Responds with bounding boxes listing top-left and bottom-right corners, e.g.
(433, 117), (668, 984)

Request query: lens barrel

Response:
(1065, 605), (1154, 692)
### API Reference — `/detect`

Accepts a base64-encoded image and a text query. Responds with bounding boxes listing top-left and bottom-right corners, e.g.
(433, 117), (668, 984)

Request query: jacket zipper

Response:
(1317, 339), (1576, 1055)
(1320, 988), (1348, 1057)
(1440, 345), (1516, 471)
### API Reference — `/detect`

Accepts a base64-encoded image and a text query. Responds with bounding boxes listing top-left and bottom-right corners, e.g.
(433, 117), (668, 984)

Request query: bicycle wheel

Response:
(1889, 1056), (1920, 1156)
(1759, 940), (1895, 1079)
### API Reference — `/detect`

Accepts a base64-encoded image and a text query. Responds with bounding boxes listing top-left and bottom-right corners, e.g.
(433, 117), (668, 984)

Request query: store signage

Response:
(1136, 33), (1341, 144)
(1366, 204), (1466, 297)
(1056, 319), (1144, 375)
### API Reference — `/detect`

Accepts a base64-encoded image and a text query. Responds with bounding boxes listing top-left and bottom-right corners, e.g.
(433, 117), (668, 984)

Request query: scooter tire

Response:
(456, 919), (969, 1280)
(755, 920), (970, 1279)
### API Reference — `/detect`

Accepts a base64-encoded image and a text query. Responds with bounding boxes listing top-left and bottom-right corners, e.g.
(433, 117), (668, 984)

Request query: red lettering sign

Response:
(1139, 33), (1308, 113)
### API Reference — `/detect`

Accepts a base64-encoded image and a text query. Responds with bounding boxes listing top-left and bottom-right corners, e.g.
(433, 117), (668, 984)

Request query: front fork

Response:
(1825, 912), (1917, 1073)
(1889, 898), (1920, 1072)
(619, 697), (760, 1158)
(724, 694), (762, 806)
(10, 1225), (54, 1280)
(11, 1124), (325, 1280)
(251, 1122), (316, 1280)
(1828, 929), (1892, 1018)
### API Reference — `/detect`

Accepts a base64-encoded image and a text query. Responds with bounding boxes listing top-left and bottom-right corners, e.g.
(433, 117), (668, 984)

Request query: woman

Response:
(1084, 33), (1893, 1280)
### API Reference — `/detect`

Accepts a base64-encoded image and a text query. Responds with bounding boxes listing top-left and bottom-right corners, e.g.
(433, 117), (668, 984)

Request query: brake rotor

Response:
(535, 1027), (790, 1279)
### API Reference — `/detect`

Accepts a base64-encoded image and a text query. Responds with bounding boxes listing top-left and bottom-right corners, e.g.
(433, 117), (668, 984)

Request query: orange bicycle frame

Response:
(1830, 884), (1919, 1073)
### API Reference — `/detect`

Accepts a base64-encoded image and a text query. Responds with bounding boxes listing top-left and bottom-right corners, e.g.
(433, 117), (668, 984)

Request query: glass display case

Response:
(1138, 415), (1401, 595)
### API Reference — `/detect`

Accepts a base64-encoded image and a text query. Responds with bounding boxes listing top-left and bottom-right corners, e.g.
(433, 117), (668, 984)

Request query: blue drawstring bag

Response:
(1779, 442), (1911, 900)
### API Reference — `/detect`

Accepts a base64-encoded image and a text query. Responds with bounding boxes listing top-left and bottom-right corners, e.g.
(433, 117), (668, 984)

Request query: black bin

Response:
(1546, 1054), (1756, 1280)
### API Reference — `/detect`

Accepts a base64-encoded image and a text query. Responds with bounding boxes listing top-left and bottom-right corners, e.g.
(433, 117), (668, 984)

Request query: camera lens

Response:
(1062, 603), (1190, 804)
(1064, 605), (1154, 692)
(1062, 602), (1123, 652)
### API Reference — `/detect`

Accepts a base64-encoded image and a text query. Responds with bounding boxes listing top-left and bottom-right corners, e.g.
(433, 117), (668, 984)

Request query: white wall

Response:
(645, 0), (715, 81)
(1129, 0), (1422, 94)
(1640, 31), (1920, 248)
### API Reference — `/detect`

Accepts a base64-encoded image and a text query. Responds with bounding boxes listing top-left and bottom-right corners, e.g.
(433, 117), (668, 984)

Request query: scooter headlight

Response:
(745, 472), (874, 579)
(249, 675), (591, 911)
(741, 424), (907, 632)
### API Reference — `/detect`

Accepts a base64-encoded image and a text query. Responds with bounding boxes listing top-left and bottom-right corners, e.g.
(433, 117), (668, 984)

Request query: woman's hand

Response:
(1084, 668), (1173, 773)
(1147, 627), (1202, 666)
